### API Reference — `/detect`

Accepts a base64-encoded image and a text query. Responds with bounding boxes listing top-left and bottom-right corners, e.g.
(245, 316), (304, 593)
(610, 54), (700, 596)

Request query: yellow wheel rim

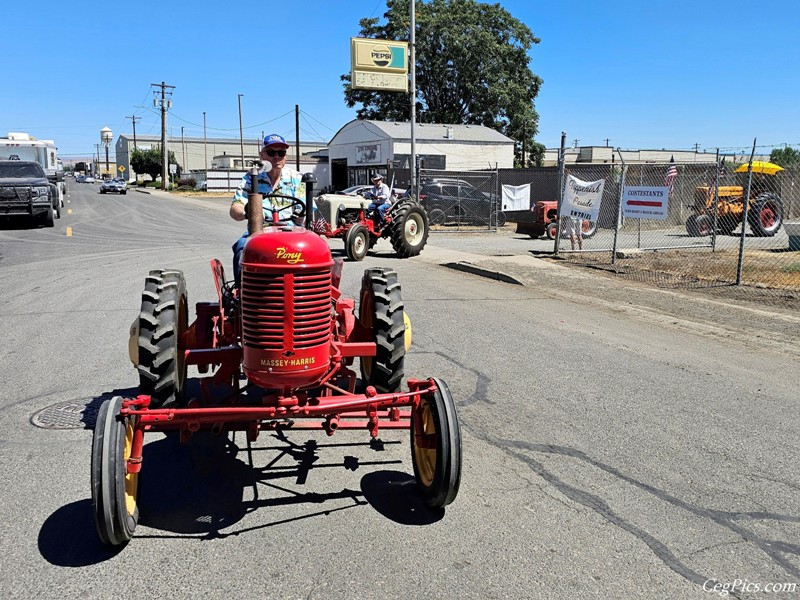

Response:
(413, 399), (437, 486)
(123, 420), (139, 516)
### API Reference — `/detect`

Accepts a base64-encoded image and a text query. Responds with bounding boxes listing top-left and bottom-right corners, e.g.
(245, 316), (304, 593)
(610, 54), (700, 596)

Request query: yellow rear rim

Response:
(413, 400), (437, 486)
(123, 420), (139, 516)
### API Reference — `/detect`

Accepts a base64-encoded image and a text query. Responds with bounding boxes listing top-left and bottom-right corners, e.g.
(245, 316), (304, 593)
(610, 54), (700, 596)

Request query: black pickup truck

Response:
(0, 160), (60, 227)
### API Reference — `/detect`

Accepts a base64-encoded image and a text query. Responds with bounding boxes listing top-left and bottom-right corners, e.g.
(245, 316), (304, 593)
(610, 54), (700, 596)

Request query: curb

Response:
(442, 261), (524, 285)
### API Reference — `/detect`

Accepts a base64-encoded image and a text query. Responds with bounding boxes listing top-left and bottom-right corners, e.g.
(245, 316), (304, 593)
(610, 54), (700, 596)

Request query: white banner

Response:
(622, 186), (670, 220)
(501, 184), (530, 211)
(562, 175), (605, 222)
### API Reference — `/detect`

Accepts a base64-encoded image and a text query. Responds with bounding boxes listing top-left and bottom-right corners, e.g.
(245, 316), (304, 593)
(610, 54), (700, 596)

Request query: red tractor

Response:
(313, 190), (429, 261)
(92, 173), (461, 546)
(516, 200), (598, 240)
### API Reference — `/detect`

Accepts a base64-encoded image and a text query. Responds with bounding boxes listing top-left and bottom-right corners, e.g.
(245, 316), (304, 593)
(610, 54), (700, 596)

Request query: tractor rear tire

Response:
(748, 193), (783, 237)
(358, 268), (405, 393)
(91, 396), (139, 545)
(546, 221), (558, 240)
(411, 377), (462, 509)
(389, 201), (429, 258)
(137, 269), (188, 408)
(686, 214), (712, 237)
(345, 224), (369, 261)
(581, 220), (597, 238)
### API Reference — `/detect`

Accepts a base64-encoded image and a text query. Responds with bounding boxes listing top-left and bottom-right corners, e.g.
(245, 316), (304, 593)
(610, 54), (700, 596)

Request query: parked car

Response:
(100, 178), (127, 194)
(83, 175), (96, 184)
(406, 178), (505, 226)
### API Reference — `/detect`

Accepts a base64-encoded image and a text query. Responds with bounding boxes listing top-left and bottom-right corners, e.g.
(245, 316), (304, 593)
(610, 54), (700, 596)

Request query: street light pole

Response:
(238, 94), (245, 169)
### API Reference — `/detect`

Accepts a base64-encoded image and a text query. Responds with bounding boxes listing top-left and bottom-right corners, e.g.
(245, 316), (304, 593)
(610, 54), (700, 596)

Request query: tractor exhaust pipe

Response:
(247, 165), (263, 235)
(302, 172), (317, 230)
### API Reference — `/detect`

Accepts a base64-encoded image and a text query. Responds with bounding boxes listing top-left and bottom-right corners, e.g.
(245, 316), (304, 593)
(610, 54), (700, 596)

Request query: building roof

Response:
(334, 120), (513, 144)
(117, 134), (326, 146)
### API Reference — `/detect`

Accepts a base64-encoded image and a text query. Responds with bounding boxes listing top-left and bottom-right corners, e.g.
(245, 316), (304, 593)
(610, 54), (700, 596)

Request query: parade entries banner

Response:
(562, 175), (605, 222)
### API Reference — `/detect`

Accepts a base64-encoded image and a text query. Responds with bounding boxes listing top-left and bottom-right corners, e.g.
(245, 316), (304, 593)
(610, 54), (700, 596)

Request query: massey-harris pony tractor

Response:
(92, 170), (461, 546)
(686, 162), (784, 237)
(313, 189), (429, 261)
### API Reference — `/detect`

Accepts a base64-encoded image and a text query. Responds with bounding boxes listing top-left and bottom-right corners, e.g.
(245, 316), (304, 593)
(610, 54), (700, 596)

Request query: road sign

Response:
(118, 166), (125, 172)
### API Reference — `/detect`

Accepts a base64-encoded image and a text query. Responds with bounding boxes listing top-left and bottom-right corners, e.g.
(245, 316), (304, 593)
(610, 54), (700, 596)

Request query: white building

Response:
(328, 119), (514, 190)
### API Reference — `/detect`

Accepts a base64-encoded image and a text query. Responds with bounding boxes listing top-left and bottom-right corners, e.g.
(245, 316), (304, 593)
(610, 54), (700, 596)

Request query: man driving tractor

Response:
(366, 172), (392, 224)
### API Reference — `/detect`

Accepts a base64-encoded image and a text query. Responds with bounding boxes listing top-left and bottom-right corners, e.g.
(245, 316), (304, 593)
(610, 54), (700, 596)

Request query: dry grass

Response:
(562, 248), (800, 292)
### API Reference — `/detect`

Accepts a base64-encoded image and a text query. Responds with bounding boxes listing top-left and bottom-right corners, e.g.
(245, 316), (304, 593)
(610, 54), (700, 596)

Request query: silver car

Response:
(99, 178), (127, 194)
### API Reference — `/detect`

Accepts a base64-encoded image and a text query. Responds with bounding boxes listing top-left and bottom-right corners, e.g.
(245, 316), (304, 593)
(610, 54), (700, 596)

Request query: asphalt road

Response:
(1, 181), (798, 599)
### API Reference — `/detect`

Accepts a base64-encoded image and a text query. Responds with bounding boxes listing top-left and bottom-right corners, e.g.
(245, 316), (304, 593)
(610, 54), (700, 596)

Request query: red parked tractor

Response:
(515, 200), (598, 240)
(91, 172), (461, 546)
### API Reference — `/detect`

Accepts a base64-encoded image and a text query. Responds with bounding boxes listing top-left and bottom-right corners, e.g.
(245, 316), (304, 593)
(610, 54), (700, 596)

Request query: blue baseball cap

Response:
(263, 133), (289, 148)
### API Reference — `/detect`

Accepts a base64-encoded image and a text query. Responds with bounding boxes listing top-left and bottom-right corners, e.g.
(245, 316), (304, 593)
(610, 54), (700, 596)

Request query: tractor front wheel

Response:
(91, 396), (139, 545)
(388, 201), (429, 258)
(411, 378), (462, 509)
(345, 224), (369, 261)
(137, 269), (188, 407)
(748, 193), (783, 237)
(358, 268), (405, 393)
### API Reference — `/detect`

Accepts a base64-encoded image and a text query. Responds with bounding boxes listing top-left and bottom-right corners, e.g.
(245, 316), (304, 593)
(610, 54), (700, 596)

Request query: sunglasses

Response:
(264, 149), (287, 158)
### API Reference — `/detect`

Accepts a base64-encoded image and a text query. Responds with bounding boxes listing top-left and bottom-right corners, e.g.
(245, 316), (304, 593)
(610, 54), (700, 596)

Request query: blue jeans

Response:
(368, 201), (390, 222)
(232, 232), (249, 287)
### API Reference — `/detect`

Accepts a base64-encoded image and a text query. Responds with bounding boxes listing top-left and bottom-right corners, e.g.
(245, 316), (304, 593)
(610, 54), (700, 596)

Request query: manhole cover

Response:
(30, 397), (110, 430)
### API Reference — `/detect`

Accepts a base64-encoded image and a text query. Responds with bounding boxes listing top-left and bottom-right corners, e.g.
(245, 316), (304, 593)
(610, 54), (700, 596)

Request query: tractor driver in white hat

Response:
(366, 172), (392, 224)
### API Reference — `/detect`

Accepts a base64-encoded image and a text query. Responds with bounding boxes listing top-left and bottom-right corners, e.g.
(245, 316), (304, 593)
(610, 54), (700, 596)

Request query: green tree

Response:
(130, 147), (178, 181)
(342, 0), (544, 166)
(769, 146), (800, 167)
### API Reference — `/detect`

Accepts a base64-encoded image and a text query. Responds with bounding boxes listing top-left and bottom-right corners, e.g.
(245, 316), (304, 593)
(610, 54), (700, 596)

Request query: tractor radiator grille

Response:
(241, 269), (332, 350)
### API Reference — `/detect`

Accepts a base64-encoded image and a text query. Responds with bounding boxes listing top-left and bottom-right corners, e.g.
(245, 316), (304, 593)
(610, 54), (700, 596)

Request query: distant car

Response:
(100, 178), (127, 194)
(83, 175), (96, 184)
(76, 175), (86, 183)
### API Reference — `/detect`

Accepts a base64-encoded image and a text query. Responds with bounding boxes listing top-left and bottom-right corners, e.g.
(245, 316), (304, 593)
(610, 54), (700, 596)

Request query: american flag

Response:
(665, 156), (678, 193)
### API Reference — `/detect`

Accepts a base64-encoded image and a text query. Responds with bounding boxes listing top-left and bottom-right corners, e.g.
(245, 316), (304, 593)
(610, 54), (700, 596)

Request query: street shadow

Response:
(360, 470), (444, 525)
(80, 387), (139, 429)
(40, 428), (424, 564)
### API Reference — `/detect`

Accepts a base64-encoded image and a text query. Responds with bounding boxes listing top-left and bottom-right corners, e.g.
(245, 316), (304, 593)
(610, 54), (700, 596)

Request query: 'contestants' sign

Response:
(562, 174), (605, 222)
(622, 186), (670, 220)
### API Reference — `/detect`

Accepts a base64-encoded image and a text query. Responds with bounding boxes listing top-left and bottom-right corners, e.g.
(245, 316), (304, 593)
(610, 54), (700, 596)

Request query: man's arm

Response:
(230, 173), (250, 221)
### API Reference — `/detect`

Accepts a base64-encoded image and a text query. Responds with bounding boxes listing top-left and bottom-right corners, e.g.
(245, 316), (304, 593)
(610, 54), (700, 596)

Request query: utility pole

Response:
(573, 138), (580, 148)
(203, 112), (208, 172)
(126, 115), (139, 149)
(151, 81), (175, 190)
(237, 94), (244, 169)
(521, 121), (526, 167)
(181, 126), (186, 173)
(295, 104), (300, 171)
(693, 142), (700, 152)
(604, 138), (610, 147)
(410, 0), (416, 190)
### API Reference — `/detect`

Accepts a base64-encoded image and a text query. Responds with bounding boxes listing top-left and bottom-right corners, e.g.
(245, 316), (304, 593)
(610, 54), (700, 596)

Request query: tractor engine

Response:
(240, 227), (335, 389)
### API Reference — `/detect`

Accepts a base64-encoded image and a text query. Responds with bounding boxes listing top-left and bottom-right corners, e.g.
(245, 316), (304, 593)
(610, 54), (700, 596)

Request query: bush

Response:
(178, 177), (197, 188)
(176, 185), (194, 191)
(146, 181), (161, 188)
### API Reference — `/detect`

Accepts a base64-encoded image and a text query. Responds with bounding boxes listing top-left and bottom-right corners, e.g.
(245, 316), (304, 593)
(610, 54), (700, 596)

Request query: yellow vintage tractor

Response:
(686, 162), (784, 237)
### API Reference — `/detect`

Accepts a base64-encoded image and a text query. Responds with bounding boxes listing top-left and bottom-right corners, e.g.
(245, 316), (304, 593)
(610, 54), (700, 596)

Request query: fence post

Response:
(611, 150), (626, 265)
(711, 149), (720, 252)
(554, 132), (567, 256)
(736, 138), (757, 285)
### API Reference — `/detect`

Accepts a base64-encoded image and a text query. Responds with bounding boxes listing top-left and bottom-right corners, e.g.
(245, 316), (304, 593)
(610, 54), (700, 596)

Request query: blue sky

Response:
(2, 0), (798, 159)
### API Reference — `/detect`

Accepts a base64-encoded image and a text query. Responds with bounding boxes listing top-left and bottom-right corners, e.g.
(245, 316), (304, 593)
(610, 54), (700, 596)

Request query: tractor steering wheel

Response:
(262, 193), (306, 223)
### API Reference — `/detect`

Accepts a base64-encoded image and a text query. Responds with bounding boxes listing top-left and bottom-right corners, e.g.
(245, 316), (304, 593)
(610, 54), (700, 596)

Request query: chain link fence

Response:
(541, 157), (800, 300)
(409, 168), (502, 231)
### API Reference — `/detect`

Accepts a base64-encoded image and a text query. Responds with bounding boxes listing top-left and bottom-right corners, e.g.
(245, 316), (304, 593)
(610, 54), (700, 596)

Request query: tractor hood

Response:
(242, 226), (334, 272)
